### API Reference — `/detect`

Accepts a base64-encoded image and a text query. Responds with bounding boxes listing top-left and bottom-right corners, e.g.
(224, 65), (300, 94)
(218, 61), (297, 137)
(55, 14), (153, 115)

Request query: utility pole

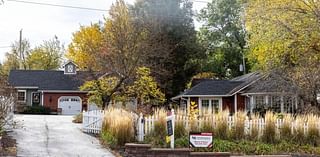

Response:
(19, 29), (23, 70)
(242, 52), (246, 74)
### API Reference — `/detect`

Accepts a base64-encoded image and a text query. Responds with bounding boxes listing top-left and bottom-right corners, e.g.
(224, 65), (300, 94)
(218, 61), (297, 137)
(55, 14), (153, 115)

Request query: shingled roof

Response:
(173, 80), (244, 99)
(8, 70), (93, 91)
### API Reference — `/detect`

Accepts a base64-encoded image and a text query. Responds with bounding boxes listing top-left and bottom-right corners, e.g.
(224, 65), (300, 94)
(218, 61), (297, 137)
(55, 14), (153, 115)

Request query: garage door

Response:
(58, 96), (82, 115)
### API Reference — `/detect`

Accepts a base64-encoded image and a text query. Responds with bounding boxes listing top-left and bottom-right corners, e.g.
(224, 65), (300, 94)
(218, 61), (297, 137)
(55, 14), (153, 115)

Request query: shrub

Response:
(102, 108), (134, 147)
(174, 136), (188, 148)
(72, 112), (83, 123)
(22, 106), (51, 114)
(261, 111), (277, 143)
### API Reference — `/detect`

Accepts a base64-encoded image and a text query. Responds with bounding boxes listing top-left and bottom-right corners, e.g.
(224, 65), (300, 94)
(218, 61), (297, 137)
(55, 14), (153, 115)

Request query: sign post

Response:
(189, 132), (213, 148)
(166, 109), (175, 149)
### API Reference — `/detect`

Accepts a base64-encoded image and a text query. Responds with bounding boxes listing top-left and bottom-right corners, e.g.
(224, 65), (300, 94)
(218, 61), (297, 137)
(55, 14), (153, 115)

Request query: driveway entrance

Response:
(10, 115), (114, 157)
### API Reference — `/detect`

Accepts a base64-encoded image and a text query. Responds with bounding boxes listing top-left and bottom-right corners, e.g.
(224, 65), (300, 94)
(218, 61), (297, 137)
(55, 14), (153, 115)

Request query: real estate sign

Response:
(189, 132), (213, 148)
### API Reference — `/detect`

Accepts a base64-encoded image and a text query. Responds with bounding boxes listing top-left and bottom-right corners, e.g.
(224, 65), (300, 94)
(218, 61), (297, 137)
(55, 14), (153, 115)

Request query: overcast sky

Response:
(0, 0), (208, 63)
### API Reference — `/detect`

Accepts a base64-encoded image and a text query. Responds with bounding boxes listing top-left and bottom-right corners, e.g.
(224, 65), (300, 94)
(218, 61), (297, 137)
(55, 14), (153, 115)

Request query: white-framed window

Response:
(17, 90), (26, 102)
(201, 99), (210, 115)
(255, 95), (264, 105)
(212, 99), (220, 112)
(200, 98), (222, 115)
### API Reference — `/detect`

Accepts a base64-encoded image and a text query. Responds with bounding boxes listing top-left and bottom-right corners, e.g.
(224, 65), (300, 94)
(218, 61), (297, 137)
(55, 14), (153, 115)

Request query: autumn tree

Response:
(198, 0), (247, 78)
(127, 67), (165, 106)
(245, 0), (320, 106)
(80, 76), (121, 107)
(27, 36), (64, 70)
(2, 39), (31, 74)
(66, 24), (104, 70)
(81, 0), (149, 108)
(131, 0), (204, 99)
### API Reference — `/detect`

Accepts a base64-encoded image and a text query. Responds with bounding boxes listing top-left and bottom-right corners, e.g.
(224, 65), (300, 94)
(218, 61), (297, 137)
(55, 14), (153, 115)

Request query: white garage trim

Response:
(58, 96), (82, 115)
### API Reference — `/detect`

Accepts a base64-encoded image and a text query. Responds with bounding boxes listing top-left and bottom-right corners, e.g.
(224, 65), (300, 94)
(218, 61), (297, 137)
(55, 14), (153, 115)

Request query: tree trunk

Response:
(101, 77), (126, 109)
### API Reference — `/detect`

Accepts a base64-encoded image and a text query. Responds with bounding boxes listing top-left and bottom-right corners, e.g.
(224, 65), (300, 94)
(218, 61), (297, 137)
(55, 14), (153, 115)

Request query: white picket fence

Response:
(82, 110), (105, 134)
(138, 112), (314, 141)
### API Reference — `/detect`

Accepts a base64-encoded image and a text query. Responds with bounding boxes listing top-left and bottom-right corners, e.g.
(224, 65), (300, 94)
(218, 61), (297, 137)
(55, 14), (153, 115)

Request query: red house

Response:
(8, 61), (93, 115)
(172, 72), (300, 115)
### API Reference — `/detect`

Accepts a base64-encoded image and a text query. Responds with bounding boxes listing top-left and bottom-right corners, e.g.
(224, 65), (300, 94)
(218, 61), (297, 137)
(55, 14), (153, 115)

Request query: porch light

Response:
(317, 94), (320, 103)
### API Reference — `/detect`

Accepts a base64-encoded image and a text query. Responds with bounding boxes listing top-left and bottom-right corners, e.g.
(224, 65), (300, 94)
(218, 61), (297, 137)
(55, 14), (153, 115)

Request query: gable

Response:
(64, 62), (77, 74)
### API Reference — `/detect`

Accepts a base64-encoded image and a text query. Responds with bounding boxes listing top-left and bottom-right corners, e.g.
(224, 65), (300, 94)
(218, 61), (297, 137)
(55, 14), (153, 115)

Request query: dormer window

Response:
(67, 65), (74, 73)
(64, 61), (77, 74)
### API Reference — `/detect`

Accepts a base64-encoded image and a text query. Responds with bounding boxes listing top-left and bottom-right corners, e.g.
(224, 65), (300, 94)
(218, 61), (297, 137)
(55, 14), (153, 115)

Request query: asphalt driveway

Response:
(10, 114), (114, 157)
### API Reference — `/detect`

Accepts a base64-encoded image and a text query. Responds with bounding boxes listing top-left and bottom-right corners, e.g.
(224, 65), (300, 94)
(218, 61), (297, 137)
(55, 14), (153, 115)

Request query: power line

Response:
(7, 0), (109, 12)
(7, 0), (210, 12)
(0, 46), (10, 48)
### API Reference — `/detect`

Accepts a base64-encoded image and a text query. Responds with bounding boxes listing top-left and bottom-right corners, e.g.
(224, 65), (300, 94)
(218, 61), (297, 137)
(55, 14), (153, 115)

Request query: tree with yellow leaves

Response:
(127, 67), (165, 106)
(245, 0), (320, 106)
(66, 23), (104, 70)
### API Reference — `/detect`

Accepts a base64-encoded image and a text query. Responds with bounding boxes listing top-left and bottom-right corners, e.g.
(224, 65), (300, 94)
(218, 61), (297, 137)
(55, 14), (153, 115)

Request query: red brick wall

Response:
(43, 92), (88, 112)
(125, 143), (230, 157)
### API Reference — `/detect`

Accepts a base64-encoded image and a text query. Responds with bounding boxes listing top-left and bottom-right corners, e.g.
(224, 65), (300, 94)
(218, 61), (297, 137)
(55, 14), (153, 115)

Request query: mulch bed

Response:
(0, 132), (17, 156)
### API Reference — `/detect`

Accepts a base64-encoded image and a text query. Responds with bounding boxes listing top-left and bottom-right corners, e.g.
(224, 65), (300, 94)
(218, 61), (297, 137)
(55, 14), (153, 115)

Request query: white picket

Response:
(82, 110), (104, 134)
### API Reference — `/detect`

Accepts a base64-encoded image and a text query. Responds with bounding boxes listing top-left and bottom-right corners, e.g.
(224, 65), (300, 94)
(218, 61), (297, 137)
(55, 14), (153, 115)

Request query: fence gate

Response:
(82, 110), (104, 134)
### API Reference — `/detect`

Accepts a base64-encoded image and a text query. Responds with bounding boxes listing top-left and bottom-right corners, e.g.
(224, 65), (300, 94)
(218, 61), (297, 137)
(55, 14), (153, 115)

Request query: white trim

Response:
(199, 97), (222, 114)
(40, 90), (87, 93)
(234, 94), (237, 112)
(17, 90), (27, 102)
(174, 95), (231, 99)
(242, 92), (294, 95)
(15, 86), (38, 89)
(41, 91), (44, 106)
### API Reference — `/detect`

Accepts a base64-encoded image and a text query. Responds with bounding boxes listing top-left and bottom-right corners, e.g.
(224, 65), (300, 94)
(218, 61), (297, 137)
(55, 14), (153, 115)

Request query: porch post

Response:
(281, 96), (284, 113)
(234, 94), (238, 113)
(187, 97), (190, 115)
(250, 96), (254, 113)
(198, 98), (202, 115)
(41, 91), (44, 106)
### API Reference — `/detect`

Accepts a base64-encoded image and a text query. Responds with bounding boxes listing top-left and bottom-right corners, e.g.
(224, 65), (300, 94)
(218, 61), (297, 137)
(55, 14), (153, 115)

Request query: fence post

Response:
(138, 113), (144, 142)
(171, 109), (175, 149)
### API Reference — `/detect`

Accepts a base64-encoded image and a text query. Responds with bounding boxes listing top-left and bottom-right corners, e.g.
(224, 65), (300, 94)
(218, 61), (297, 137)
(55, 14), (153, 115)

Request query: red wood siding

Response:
(237, 94), (246, 111)
(222, 97), (234, 112)
(43, 92), (88, 112)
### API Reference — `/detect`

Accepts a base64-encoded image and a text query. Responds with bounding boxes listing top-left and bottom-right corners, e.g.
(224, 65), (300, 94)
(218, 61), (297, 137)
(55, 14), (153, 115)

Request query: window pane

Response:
(201, 100), (209, 115)
(212, 99), (219, 112)
(18, 92), (25, 101)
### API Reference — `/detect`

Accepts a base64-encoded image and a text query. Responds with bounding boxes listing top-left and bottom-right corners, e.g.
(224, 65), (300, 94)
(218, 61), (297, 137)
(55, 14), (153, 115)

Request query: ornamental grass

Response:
(102, 108), (135, 146)
(261, 111), (277, 143)
(280, 114), (293, 141)
(215, 110), (229, 139)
